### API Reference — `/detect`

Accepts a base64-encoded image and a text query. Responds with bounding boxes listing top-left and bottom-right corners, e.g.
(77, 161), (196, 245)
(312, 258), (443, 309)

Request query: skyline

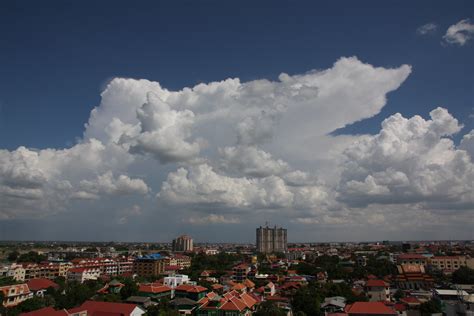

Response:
(1, 1), (474, 242)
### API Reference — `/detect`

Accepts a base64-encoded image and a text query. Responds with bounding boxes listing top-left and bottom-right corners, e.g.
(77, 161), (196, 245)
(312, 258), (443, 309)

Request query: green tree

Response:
(394, 289), (405, 301)
(254, 300), (287, 316)
(291, 285), (322, 316)
(452, 266), (474, 284)
(120, 278), (139, 300)
(0, 291), (6, 315)
(0, 277), (18, 286)
(7, 251), (19, 262)
(420, 299), (442, 315)
(53, 280), (103, 309)
(17, 251), (47, 263)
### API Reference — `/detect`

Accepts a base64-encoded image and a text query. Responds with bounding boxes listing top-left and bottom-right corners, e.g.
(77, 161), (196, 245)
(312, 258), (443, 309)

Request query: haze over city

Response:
(1, 1), (473, 243)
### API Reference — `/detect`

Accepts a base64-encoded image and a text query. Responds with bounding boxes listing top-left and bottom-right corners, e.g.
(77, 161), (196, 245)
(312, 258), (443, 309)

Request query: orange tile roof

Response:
(243, 279), (255, 288)
(345, 302), (397, 315)
(239, 292), (257, 308)
(232, 283), (246, 291)
(220, 297), (246, 311)
(138, 284), (171, 294)
(175, 284), (207, 293)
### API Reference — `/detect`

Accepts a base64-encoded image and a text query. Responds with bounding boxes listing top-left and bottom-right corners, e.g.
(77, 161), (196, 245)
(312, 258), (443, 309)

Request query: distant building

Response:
(394, 264), (434, 290)
(133, 254), (166, 277)
(172, 235), (194, 252)
(67, 267), (100, 283)
(396, 254), (428, 266)
(256, 225), (288, 253)
(165, 254), (192, 269)
(429, 256), (466, 273)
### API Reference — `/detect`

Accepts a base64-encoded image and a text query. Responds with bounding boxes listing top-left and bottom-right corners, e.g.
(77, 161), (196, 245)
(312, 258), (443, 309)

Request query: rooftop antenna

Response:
(265, 221), (269, 227)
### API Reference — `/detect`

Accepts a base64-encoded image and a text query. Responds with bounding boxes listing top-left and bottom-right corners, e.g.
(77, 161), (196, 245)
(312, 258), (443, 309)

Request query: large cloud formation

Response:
(1, 56), (472, 236)
(338, 108), (473, 208)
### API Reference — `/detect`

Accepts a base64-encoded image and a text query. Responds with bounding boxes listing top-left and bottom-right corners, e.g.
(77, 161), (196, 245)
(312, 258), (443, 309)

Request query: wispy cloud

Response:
(417, 22), (437, 35)
(443, 19), (474, 46)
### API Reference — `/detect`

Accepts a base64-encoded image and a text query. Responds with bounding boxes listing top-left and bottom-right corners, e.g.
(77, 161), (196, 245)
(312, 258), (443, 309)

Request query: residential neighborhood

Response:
(1, 230), (474, 315)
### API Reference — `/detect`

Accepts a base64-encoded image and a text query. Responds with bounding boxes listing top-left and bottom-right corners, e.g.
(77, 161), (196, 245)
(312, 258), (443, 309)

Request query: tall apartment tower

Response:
(172, 235), (193, 252)
(256, 225), (288, 253)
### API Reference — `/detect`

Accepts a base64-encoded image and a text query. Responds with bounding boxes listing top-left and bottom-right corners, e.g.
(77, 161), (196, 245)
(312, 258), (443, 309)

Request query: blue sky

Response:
(1, 0), (472, 149)
(0, 1), (473, 242)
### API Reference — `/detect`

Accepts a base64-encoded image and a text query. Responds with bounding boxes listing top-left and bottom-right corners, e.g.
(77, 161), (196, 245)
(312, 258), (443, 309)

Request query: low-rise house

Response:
(345, 302), (397, 316)
(232, 283), (247, 293)
(195, 290), (258, 316)
(175, 284), (208, 301)
(126, 296), (153, 308)
(68, 301), (145, 316)
(164, 274), (190, 288)
(321, 296), (347, 314)
(279, 281), (303, 297)
(170, 297), (198, 315)
(399, 297), (422, 309)
(211, 284), (224, 294)
(243, 279), (255, 291)
(264, 282), (276, 297)
(97, 279), (125, 295)
(67, 267), (100, 283)
(138, 283), (172, 300)
(0, 283), (33, 308)
(26, 278), (59, 297)
(365, 279), (390, 302)
(20, 307), (70, 316)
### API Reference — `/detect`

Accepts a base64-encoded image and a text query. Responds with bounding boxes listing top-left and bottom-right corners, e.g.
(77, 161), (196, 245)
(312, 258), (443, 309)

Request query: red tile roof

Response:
(345, 302), (397, 315)
(68, 301), (139, 315)
(20, 307), (69, 316)
(397, 254), (426, 260)
(366, 280), (388, 287)
(211, 284), (224, 290)
(27, 278), (59, 291)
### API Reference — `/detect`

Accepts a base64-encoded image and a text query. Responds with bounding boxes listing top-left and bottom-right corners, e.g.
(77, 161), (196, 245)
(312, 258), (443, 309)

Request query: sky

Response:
(0, 0), (473, 243)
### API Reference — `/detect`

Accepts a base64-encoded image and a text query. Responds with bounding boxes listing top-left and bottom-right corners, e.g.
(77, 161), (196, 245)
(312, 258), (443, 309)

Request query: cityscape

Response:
(1, 1), (474, 316)
(1, 228), (473, 315)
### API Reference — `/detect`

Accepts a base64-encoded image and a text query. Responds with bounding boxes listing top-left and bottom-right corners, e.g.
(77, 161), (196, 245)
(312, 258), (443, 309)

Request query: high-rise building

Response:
(256, 225), (287, 253)
(172, 235), (193, 252)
